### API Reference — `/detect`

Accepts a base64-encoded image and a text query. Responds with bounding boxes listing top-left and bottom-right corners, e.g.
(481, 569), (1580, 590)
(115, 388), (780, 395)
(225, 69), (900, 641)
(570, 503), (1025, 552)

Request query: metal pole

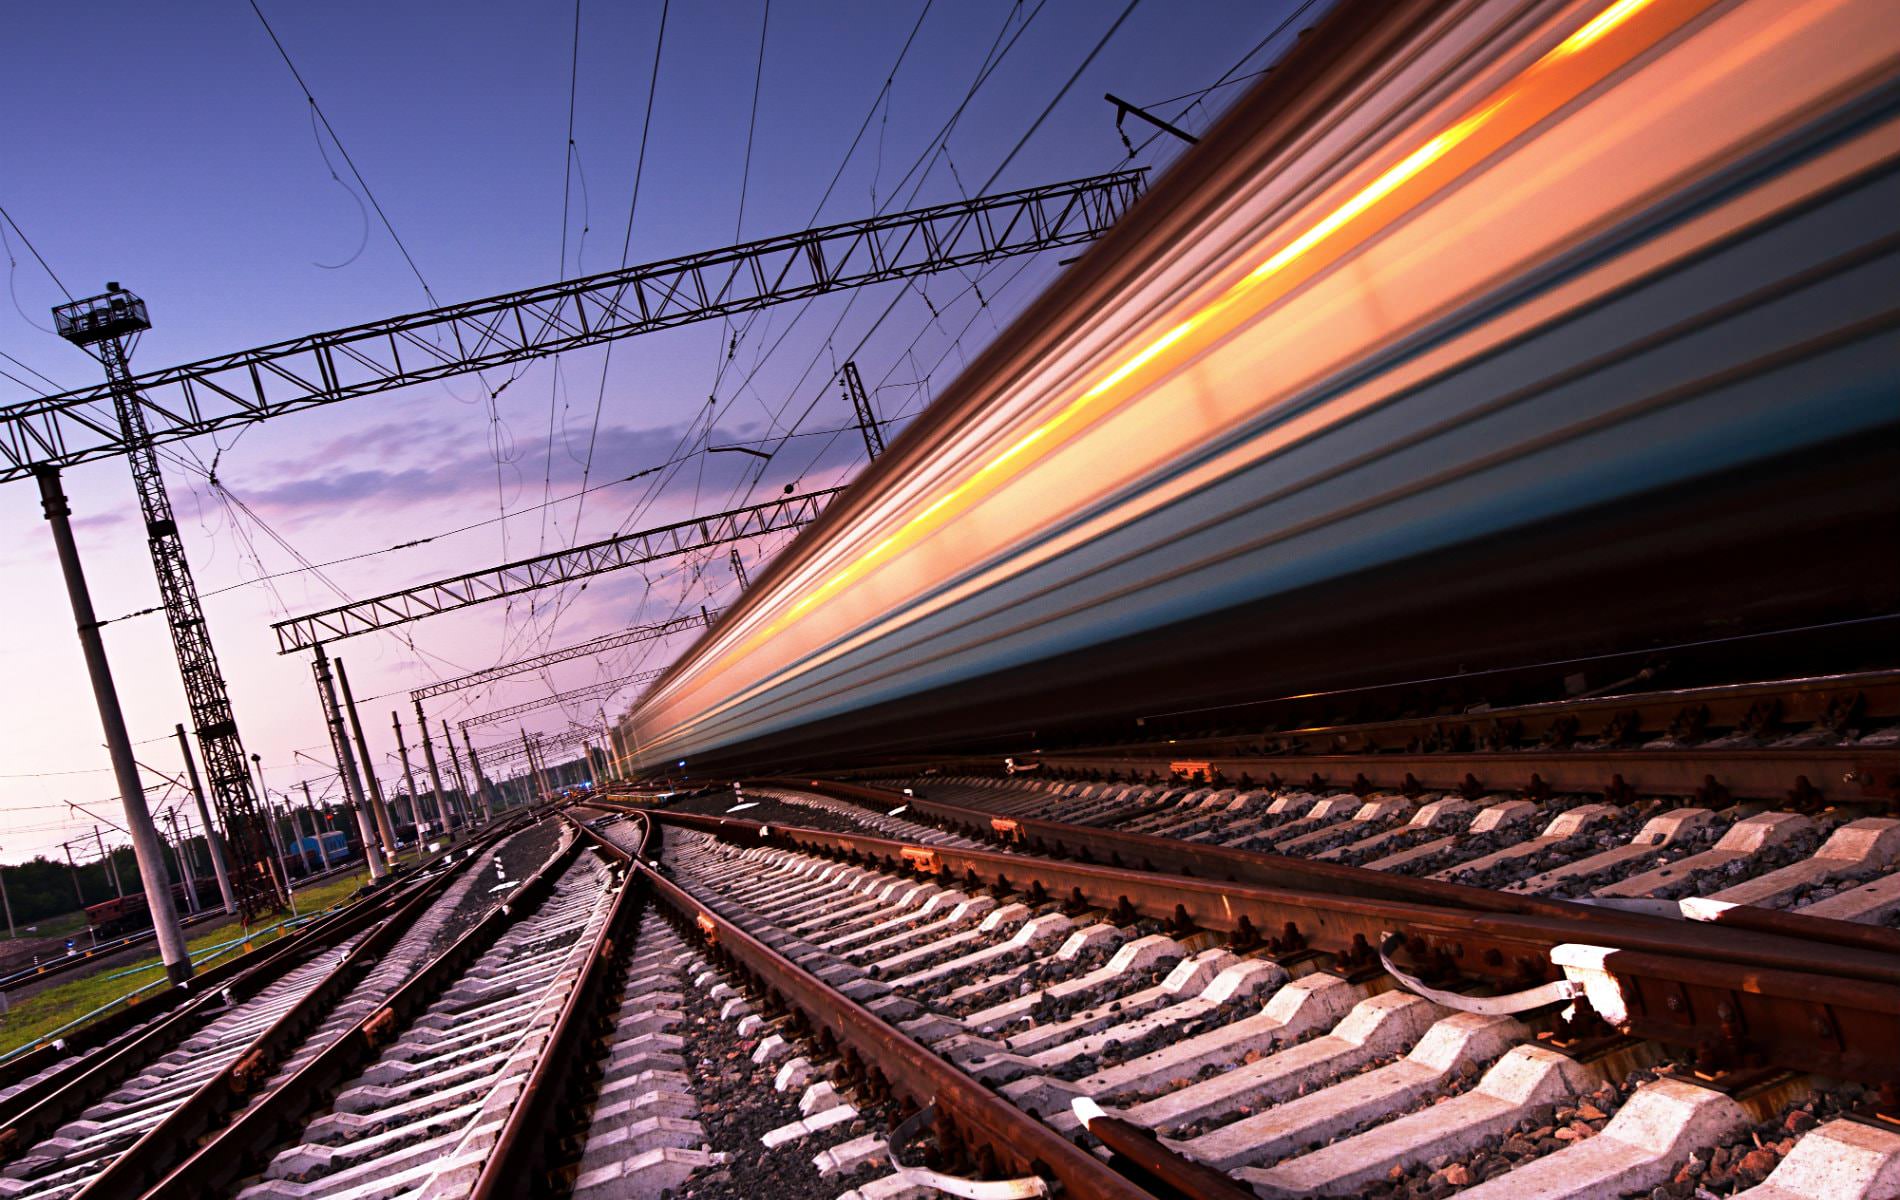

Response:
(0, 853), (16, 940)
(94, 826), (123, 898)
(300, 781), (332, 869)
(391, 711), (434, 841)
(164, 810), (199, 915)
(520, 727), (541, 804)
(250, 756), (289, 871)
(62, 842), (87, 908)
(442, 718), (470, 826)
(311, 646), (387, 880)
(177, 723), (236, 913)
(461, 726), (494, 822)
(599, 708), (621, 782)
(334, 658), (399, 864)
(412, 702), (454, 838)
(36, 467), (191, 982)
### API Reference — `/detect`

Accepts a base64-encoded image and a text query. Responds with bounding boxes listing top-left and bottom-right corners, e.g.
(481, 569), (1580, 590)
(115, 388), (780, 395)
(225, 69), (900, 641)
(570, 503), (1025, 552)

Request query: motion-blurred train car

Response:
(624, 0), (1900, 771)
(84, 878), (226, 938)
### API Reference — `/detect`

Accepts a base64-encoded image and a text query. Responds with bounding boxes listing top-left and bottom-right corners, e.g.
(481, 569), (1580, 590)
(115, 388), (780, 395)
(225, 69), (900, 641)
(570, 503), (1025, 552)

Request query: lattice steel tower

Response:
(54, 285), (285, 918)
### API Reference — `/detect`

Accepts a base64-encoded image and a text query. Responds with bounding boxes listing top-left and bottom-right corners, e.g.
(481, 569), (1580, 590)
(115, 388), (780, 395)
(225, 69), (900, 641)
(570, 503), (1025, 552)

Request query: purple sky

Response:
(0, 0), (1308, 861)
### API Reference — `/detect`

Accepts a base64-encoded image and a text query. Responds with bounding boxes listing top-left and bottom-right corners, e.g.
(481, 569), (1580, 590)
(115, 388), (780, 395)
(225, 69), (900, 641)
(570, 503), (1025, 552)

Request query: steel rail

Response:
(583, 816), (1157, 1200)
(648, 809), (1900, 1085)
(1022, 746), (1899, 807)
(791, 778), (1900, 961)
(145, 808), (569, 1198)
(470, 812), (649, 1200)
(73, 816), (528, 1197)
(0, 906), (230, 995)
(0, 867), (412, 1145)
(1082, 669), (1900, 758)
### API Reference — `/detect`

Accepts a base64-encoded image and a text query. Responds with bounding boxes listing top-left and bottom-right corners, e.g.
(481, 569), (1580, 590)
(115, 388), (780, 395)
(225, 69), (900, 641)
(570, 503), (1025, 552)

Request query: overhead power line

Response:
(462, 670), (664, 730)
(272, 486), (842, 651)
(411, 608), (718, 702)
(0, 171), (1142, 481)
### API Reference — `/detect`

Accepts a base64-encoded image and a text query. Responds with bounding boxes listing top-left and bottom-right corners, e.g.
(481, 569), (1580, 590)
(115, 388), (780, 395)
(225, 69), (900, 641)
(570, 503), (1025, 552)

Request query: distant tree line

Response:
(0, 845), (149, 930)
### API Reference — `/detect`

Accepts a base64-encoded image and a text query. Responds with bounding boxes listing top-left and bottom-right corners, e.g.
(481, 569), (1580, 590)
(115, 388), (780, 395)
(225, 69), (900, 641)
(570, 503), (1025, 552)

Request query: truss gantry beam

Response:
(273, 487), (838, 652)
(462, 669), (664, 730)
(0, 171), (1144, 481)
(409, 608), (718, 702)
(476, 724), (598, 766)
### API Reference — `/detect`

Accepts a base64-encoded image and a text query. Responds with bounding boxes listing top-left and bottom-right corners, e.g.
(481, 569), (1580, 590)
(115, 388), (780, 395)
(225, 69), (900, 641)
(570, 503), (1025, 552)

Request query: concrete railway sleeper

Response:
(802, 778), (1900, 962)
(133, 816), (590, 1199)
(0, 817), (535, 1199)
(567, 809), (1159, 1200)
(648, 814), (1900, 1200)
(907, 776), (1900, 929)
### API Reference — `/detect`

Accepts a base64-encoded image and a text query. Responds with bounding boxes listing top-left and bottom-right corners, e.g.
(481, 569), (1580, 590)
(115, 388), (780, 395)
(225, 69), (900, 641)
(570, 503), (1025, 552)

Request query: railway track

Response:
(8, 778), (1893, 1199)
(0, 817), (540, 1199)
(637, 801), (1900, 1199)
(870, 773), (1900, 930)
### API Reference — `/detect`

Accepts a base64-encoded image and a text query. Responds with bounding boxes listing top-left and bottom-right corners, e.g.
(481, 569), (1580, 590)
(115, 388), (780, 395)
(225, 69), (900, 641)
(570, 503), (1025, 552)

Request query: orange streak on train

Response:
(709, 0), (1714, 680)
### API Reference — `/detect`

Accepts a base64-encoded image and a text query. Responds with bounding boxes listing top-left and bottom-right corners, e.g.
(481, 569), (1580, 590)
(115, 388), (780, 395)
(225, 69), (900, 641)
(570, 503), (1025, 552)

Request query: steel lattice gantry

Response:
(0, 171), (1144, 480)
(50, 290), (284, 922)
(273, 488), (838, 651)
(409, 608), (718, 702)
(462, 669), (666, 730)
(476, 724), (600, 768)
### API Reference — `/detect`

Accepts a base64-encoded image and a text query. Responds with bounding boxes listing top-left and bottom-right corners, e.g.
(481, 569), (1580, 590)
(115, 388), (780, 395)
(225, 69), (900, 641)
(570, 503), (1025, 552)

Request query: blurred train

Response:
(83, 831), (357, 936)
(623, 0), (1900, 771)
(84, 878), (228, 938)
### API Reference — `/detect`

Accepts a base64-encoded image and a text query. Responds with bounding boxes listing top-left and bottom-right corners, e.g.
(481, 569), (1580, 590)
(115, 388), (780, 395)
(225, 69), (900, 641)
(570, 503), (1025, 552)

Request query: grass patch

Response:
(0, 910), (90, 943)
(0, 869), (373, 1059)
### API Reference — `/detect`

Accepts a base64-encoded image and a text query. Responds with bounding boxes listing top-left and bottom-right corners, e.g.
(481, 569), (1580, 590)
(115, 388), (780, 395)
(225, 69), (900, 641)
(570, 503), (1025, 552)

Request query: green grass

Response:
(0, 869), (373, 1058)
(0, 910), (89, 942)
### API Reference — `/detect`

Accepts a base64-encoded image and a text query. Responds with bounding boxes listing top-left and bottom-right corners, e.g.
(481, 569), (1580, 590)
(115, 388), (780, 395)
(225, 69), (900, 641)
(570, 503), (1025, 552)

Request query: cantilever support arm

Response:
(273, 487), (838, 652)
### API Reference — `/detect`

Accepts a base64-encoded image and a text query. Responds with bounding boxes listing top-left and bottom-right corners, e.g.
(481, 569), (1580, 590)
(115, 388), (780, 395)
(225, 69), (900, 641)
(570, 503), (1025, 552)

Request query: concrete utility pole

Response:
(300, 781), (331, 869)
(521, 727), (546, 804)
(36, 466), (190, 981)
(334, 658), (399, 864)
(177, 724), (237, 913)
(60, 842), (86, 908)
(412, 702), (453, 838)
(250, 755), (290, 870)
(0, 849), (16, 940)
(391, 711), (435, 840)
(309, 646), (387, 881)
(94, 827), (123, 898)
(277, 779), (315, 876)
(462, 727), (494, 822)
(163, 810), (199, 915)
(441, 717), (471, 827)
(599, 708), (621, 782)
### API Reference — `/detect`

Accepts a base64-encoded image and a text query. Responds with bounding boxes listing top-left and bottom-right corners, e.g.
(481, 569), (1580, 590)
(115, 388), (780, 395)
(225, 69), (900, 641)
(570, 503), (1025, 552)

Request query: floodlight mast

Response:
(11, 175), (1143, 920)
(49, 285), (284, 930)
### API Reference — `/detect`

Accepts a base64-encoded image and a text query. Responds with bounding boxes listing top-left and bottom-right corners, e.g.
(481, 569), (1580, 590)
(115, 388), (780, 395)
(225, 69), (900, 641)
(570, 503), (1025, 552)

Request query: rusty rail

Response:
(73, 817), (527, 1197)
(146, 815), (580, 1199)
(0, 817), (531, 1164)
(469, 813), (649, 1200)
(565, 813), (1157, 1200)
(879, 671), (1900, 803)
(787, 778), (1900, 962)
(649, 809), (1900, 1087)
